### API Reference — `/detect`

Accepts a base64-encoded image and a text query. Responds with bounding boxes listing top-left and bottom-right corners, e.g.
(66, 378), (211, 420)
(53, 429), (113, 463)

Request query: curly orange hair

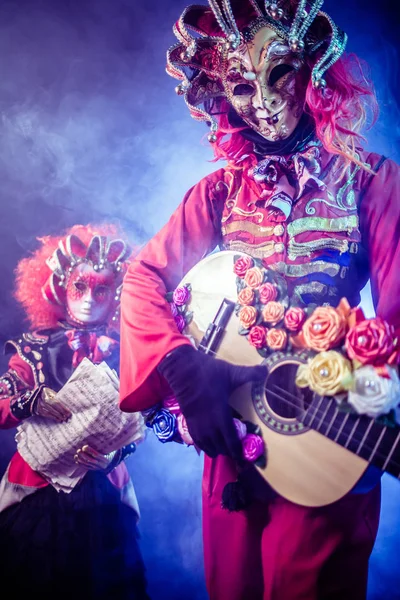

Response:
(14, 223), (133, 331)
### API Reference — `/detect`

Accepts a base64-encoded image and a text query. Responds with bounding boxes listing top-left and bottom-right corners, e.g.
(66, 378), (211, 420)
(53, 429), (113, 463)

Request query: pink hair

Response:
(210, 52), (378, 176)
(14, 223), (133, 331)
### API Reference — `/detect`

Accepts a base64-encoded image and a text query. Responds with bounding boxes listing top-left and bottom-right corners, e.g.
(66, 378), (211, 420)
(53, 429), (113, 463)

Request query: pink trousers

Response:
(203, 455), (381, 600)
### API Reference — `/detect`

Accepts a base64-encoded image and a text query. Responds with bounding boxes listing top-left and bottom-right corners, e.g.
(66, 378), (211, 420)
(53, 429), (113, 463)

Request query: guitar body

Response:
(180, 250), (369, 507)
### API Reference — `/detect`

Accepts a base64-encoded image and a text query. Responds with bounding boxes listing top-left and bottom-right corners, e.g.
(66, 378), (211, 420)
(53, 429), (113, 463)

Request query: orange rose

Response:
(262, 301), (285, 326)
(239, 306), (257, 329)
(302, 306), (346, 352)
(244, 267), (264, 289)
(237, 287), (255, 306)
(266, 328), (287, 350)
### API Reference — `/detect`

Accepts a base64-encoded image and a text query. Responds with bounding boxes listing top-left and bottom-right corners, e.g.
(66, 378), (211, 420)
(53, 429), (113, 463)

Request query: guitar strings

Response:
(263, 383), (400, 471)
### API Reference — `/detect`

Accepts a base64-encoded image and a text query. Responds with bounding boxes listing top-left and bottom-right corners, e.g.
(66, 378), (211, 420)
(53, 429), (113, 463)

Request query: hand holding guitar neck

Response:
(158, 344), (267, 460)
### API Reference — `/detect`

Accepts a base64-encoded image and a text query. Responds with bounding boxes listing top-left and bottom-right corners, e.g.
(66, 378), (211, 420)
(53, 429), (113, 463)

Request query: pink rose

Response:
(163, 396), (181, 414)
(237, 287), (255, 306)
(345, 318), (396, 365)
(233, 255), (254, 278)
(284, 307), (306, 332)
(242, 433), (264, 462)
(173, 285), (190, 306)
(233, 418), (247, 440)
(266, 328), (287, 350)
(244, 267), (264, 289)
(239, 306), (257, 330)
(177, 413), (194, 445)
(262, 301), (285, 326)
(174, 314), (186, 333)
(259, 282), (278, 304)
(248, 325), (267, 349)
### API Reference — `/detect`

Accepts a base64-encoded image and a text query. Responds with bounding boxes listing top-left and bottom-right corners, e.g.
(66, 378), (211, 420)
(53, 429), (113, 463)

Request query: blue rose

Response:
(152, 408), (177, 443)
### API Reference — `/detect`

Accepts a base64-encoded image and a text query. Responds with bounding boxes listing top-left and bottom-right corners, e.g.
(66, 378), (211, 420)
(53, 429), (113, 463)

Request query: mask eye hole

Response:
(233, 83), (254, 96)
(269, 64), (295, 86)
(74, 281), (87, 293)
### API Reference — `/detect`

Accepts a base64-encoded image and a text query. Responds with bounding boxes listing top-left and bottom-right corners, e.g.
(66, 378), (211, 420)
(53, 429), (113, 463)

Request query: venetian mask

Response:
(65, 263), (115, 326)
(222, 27), (307, 141)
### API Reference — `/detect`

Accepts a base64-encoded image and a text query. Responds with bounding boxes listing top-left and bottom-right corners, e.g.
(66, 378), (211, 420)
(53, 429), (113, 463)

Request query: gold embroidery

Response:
(259, 260), (340, 277)
(225, 240), (278, 259)
(293, 282), (328, 300)
(287, 215), (358, 238)
(222, 221), (277, 237)
(288, 238), (349, 259)
(285, 261), (340, 278)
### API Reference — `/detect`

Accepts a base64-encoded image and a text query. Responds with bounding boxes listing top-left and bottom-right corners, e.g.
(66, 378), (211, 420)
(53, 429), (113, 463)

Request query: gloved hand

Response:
(33, 386), (72, 422)
(158, 345), (267, 460)
(10, 385), (71, 422)
(74, 444), (118, 471)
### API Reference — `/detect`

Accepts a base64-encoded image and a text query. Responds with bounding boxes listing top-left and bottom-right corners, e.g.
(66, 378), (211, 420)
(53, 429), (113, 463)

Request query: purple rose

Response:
(152, 409), (177, 443)
(233, 418), (247, 440)
(169, 302), (179, 317)
(242, 433), (264, 462)
(174, 314), (187, 333)
(163, 395), (181, 414)
(173, 285), (190, 306)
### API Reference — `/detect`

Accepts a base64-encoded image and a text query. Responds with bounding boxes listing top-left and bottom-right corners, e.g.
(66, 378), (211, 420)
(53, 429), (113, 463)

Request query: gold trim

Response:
(287, 215), (358, 238)
(222, 220), (279, 237)
(225, 240), (278, 259)
(288, 238), (349, 259)
(285, 261), (340, 278)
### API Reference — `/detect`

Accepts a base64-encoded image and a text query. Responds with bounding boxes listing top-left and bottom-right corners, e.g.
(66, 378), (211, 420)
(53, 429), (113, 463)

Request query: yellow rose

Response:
(296, 351), (352, 396)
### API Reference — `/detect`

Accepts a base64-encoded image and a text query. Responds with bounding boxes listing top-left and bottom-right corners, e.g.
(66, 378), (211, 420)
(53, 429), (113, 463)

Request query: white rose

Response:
(348, 365), (400, 418)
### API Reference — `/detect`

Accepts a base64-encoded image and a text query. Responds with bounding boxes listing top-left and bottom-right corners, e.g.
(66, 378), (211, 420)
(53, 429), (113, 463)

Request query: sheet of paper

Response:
(17, 358), (145, 492)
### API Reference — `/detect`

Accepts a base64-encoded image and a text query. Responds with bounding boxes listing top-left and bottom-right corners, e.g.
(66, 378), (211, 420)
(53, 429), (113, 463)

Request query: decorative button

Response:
(273, 224), (284, 236)
(274, 242), (285, 253)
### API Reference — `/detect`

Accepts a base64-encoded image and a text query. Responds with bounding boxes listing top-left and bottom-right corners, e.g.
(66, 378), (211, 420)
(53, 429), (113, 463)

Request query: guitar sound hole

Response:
(265, 363), (313, 420)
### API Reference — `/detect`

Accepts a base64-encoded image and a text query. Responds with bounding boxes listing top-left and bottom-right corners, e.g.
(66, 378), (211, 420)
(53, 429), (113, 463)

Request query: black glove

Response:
(158, 345), (267, 460)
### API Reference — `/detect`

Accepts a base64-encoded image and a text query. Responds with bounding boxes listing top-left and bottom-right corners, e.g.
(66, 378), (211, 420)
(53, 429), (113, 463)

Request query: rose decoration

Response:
(262, 301), (285, 326)
(152, 408), (177, 443)
(174, 314), (187, 333)
(239, 306), (257, 329)
(233, 418), (247, 440)
(234, 255), (254, 278)
(242, 433), (264, 462)
(259, 282), (278, 304)
(169, 302), (179, 318)
(177, 413), (194, 445)
(347, 365), (400, 418)
(244, 266), (264, 289)
(248, 325), (267, 349)
(296, 350), (352, 396)
(266, 328), (287, 350)
(163, 395), (181, 415)
(284, 307), (306, 332)
(345, 318), (396, 366)
(302, 306), (346, 352)
(173, 285), (190, 306)
(238, 287), (255, 306)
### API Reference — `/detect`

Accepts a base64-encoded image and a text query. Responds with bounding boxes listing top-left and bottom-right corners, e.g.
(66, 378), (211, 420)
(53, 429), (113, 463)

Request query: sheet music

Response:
(16, 358), (145, 492)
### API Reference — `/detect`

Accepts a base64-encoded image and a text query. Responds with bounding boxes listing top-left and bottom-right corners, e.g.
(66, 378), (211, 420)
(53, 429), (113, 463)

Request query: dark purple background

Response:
(0, 1), (399, 598)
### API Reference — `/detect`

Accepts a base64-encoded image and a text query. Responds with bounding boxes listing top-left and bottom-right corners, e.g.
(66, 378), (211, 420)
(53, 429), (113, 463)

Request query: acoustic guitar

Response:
(177, 250), (400, 507)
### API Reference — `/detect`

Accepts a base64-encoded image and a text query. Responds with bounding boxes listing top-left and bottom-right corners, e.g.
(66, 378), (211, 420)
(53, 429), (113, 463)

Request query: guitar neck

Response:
(302, 397), (400, 479)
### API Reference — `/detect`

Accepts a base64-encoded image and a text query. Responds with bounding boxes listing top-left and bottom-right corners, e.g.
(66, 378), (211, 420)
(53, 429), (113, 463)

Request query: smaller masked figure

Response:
(0, 224), (150, 600)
